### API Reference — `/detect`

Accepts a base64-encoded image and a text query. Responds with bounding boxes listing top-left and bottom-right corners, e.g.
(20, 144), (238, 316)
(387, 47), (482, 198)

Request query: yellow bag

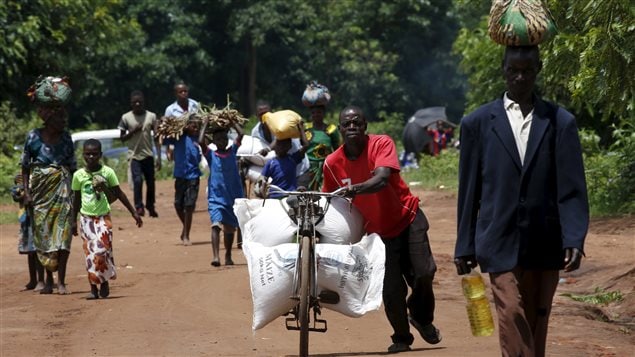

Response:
(488, 0), (557, 46)
(262, 110), (302, 140)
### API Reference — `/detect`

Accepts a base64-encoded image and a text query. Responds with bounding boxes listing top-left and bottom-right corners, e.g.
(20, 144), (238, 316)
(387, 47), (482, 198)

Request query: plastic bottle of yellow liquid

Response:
(461, 270), (495, 336)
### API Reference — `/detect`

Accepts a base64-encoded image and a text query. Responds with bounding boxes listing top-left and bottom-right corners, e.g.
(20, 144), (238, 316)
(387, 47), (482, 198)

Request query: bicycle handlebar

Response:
(267, 184), (348, 198)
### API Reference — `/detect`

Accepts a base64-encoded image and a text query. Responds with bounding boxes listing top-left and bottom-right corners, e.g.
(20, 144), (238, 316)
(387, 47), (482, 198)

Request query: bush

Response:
(366, 111), (404, 143)
(584, 124), (635, 216)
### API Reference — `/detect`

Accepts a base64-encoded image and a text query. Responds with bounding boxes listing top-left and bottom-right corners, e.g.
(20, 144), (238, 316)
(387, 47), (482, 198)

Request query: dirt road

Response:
(1, 179), (633, 356)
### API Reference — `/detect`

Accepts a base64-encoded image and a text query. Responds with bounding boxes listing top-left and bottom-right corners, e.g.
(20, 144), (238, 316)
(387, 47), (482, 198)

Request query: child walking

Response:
(256, 122), (309, 198)
(199, 119), (244, 266)
(12, 173), (45, 291)
(162, 116), (202, 246)
(71, 139), (142, 299)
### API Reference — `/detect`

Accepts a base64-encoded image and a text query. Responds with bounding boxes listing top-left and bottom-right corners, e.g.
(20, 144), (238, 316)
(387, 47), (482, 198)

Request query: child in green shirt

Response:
(71, 139), (142, 299)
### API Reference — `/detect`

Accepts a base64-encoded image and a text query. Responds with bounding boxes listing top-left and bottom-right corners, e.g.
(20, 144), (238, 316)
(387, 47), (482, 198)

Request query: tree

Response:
(453, 0), (634, 131)
(0, 1), (144, 126)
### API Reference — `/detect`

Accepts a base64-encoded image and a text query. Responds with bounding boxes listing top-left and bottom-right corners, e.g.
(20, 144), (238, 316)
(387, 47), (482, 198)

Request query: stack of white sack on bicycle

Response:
(234, 197), (385, 330)
(234, 196), (366, 246)
(236, 135), (276, 182)
(241, 235), (385, 330)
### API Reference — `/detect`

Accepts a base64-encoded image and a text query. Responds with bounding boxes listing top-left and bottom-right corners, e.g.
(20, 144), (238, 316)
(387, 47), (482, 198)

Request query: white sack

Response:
(316, 197), (365, 245)
(240, 199), (297, 246)
(236, 135), (276, 166)
(246, 164), (263, 183)
(243, 242), (298, 330)
(316, 233), (385, 317)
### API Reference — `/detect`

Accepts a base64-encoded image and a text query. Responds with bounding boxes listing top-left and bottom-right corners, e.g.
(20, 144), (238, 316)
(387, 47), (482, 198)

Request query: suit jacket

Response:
(455, 96), (589, 273)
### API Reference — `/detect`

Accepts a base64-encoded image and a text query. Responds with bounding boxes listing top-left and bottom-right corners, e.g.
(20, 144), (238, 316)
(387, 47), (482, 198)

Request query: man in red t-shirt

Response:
(323, 106), (441, 353)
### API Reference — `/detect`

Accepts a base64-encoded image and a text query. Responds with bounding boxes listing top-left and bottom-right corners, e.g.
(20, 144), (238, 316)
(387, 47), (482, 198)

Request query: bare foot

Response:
(24, 281), (37, 290)
(57, 284), (71, 295)
(33, 282), (45, 292)
(225, 256), (234, 266)
(183, 238), (191, 246)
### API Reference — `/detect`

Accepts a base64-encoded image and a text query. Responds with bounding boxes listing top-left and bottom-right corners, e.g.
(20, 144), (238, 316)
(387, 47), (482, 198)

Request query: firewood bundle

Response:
(199, 100), (248, 133)
(156, 113), (190, 143)
(155, 97), (248, 143)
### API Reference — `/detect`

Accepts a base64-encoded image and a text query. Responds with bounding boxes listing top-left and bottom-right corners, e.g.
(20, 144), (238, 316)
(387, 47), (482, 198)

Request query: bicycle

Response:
(266, 184), (348, 357)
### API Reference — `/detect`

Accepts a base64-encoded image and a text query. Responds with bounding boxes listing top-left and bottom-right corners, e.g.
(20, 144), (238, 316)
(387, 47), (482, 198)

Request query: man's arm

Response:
(153, 116), (162, 170)
(455, 116), (481, 274)
(556, 114), (589, 272)
(346, 167), (392, 196)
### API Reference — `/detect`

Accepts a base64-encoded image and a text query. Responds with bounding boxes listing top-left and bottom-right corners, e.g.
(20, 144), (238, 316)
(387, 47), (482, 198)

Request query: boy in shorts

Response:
(163, 118), (202, 246)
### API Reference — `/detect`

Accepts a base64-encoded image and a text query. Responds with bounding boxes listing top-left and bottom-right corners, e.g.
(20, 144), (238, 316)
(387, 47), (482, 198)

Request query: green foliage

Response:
(561, 287), (624, 306)
(584, 124), (635, 215)
(453, 0), (634, 128)
(544, 0), (635, 124)
(366, 111), (405, 142)
(0, 0), (144, 124)
(0, 101), (40, 156)
(452, 19), (505, 113)
(0, 151), (21, 198)
(402, 149), (460, 191)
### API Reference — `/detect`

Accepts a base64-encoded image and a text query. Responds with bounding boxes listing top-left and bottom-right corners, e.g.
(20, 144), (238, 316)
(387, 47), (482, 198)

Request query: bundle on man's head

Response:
(488, 0), (556, 46)
(26, 75), (72, 107)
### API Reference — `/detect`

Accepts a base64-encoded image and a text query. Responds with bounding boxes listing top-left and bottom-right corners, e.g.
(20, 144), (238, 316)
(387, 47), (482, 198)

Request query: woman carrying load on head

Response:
(21, 77), (76, 295)
(298, 81), (341, 191)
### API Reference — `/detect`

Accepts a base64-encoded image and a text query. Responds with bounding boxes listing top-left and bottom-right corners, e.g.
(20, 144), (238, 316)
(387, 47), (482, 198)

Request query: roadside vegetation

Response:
(1, 0), (632, 220)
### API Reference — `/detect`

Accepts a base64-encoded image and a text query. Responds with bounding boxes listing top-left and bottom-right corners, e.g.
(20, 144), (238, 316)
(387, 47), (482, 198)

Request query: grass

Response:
(401, 149), (459, 191)
(0, 210), (18, 225)
(561, 287), (624, 306)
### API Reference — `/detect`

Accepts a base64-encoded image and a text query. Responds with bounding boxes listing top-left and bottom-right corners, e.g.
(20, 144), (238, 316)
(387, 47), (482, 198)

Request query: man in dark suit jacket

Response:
(454, 45), (589, 357)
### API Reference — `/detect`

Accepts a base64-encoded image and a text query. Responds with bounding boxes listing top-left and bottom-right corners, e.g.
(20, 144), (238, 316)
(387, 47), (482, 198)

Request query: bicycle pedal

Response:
(285, 317), (300, 331)
(309, 318), (328, 333)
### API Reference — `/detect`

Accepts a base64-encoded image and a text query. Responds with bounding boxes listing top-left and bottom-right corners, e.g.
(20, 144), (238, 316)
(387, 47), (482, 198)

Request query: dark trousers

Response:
(382, 209), (437, 345)
(130, 157), (155, 210)
(489, 268), (559, 357)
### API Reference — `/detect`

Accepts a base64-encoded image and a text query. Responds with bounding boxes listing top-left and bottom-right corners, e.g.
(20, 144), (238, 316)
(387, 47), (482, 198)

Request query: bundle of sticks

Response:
(155, 98), (248, 143)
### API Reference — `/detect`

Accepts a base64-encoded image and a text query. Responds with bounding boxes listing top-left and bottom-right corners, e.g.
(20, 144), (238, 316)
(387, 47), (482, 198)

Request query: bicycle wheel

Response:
(298, 235), (311, 357)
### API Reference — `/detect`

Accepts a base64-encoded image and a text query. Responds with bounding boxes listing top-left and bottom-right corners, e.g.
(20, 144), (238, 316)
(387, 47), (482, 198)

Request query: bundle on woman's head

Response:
(302, 80), (331, 108)
(26, 75), (72, 107)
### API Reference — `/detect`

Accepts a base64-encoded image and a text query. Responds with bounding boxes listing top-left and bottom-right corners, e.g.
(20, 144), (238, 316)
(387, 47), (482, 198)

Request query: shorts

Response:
(174, 178), (199, 209)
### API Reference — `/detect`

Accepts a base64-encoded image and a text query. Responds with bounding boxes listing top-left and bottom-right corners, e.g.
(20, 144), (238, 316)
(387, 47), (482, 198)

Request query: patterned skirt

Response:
(30, 166), (73, 271)
(80, 214), (117, 284)
(17, 208), (35, 253)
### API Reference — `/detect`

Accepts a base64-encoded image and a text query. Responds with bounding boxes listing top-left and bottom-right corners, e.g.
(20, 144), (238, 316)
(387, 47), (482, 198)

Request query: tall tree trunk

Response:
(246, 38), (257, 117)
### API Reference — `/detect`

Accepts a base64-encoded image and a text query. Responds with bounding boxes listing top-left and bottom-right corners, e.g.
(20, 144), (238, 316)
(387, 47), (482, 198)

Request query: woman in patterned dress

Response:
(21, 105), (77, 294)
(300, 105), (341, 191)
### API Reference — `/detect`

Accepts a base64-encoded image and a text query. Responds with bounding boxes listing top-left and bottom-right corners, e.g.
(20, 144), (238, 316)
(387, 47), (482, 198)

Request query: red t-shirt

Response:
(322, 134), (419, 238)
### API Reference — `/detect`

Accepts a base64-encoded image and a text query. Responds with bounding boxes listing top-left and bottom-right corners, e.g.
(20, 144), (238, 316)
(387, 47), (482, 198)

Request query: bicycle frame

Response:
(267, 185), (346, 357)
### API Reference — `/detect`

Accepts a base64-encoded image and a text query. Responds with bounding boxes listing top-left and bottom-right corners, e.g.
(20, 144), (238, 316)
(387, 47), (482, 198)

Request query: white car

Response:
(71, 129), (128, 162)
